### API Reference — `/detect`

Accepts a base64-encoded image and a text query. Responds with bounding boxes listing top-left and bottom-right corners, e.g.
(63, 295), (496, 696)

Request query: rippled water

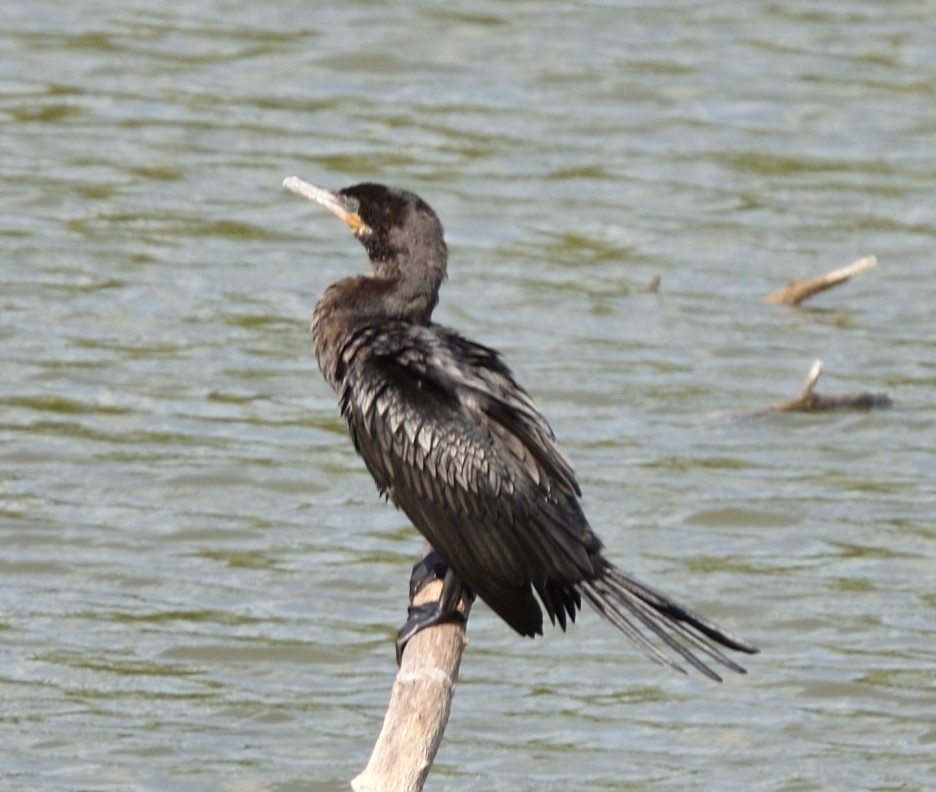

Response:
(2, 1), (935, 790)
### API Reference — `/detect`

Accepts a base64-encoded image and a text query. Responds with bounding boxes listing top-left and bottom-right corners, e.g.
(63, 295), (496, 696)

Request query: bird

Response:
(284, 175), (758, 681)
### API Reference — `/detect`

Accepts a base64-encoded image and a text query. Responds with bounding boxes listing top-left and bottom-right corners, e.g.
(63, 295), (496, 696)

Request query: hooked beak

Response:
(283, 176), (371, 236)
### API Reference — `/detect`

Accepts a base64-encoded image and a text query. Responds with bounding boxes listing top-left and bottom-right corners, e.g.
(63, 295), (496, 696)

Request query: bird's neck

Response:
(311, 272), (440, 391)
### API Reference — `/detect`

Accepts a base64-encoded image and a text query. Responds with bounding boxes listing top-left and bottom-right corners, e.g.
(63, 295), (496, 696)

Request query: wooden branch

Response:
(765, 255), (877, 305)
(351, 572), (472, 792)
(762, 359), (892, 413)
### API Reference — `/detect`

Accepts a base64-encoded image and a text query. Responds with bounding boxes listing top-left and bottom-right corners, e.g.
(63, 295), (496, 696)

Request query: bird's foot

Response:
(395, 601), (467, 664)
(396, 556), (474, 664)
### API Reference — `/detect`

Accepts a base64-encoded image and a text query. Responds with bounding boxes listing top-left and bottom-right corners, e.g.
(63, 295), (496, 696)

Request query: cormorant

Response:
(284, 176), (758, 681)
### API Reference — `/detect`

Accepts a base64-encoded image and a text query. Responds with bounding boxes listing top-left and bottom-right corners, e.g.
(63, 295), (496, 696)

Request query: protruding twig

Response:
(351, 571), (472, 792)
(765, 255), (877, 306)
(761, 359), (892, 413)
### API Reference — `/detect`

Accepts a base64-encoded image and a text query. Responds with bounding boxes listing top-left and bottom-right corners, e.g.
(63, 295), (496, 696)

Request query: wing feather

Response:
(336, 322), (599, 633)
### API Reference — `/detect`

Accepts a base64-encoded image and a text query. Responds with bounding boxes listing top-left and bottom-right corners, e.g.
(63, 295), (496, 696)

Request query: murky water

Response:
(2, 1), (934, 790)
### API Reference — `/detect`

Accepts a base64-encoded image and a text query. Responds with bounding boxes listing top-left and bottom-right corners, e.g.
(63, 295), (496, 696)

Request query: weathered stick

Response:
(765, 255), (877, 305)
(351, 574), (472, 792)
(761, 359), (892, 413)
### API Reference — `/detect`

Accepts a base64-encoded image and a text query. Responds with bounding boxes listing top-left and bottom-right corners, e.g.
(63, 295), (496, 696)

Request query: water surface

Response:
(2, 1), (934, 790)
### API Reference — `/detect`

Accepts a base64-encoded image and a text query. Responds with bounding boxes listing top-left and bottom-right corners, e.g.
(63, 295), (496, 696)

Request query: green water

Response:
(2, 1), (934, 790)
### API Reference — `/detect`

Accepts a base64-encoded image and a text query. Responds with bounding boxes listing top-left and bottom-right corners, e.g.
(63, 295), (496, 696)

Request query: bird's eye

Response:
(345, 197), (360, 213)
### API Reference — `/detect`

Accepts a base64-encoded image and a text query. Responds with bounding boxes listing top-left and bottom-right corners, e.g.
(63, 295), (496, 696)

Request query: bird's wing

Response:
(433, 326), (582, 499)
(336, 323), (598, 630)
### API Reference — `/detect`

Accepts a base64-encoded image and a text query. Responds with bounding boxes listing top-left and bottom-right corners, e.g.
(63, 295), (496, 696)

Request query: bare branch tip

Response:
(803, 359), (823, 391)
(765, 254), (878, 306)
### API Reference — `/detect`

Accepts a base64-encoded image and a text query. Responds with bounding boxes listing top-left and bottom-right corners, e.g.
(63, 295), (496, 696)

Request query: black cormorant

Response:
(284, 176), (758, 681)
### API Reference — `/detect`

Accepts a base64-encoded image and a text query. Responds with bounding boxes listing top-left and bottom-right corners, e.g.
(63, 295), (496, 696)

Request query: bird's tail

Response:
(578, 562), (758, 682)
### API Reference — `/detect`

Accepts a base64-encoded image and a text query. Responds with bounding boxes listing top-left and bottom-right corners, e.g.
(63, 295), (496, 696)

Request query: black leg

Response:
(396, 558), (474, 664)
(408, 549), (448, 600)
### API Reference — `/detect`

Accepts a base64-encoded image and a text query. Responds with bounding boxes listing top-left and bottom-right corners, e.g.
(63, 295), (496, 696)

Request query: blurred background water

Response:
(2, 1), (934, 790)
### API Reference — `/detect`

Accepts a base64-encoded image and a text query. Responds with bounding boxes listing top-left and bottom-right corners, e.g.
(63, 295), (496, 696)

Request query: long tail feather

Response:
(579, 563), (758, 682)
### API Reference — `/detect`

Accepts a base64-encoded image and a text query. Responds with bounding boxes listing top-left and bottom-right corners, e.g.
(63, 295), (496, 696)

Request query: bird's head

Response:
(284, 177), (447, 285)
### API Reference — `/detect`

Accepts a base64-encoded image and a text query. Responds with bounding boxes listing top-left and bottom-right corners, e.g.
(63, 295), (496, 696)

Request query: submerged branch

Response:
(765, 255), (877, 306)
(761, 359), (892, 413)
(351, 567), (472, 792)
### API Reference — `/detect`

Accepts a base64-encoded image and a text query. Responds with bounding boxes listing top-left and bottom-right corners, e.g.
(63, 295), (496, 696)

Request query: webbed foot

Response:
(395, 553), (473, 664)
